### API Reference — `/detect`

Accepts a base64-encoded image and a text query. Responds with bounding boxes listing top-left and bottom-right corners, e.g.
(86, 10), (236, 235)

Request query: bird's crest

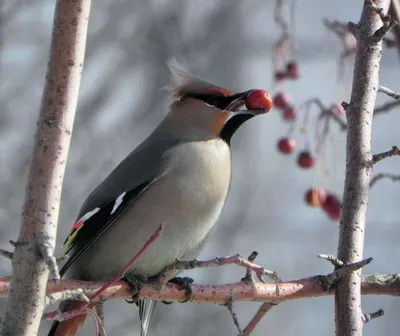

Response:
(164, 58), (235, 102)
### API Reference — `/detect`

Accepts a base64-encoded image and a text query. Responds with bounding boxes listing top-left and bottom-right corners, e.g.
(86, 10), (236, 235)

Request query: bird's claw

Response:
(123, 273), (146, 304)
(168, 276), (194, 303)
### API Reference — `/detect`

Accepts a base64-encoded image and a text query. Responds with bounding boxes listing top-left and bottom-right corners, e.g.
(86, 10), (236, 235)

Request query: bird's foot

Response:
(123, 273), (147, 304)
(168, 276), (194, 303)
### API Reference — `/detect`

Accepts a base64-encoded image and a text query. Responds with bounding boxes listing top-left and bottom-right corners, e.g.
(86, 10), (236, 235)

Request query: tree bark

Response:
(1, 0), (91, 334)
(335, 1), (390, 335)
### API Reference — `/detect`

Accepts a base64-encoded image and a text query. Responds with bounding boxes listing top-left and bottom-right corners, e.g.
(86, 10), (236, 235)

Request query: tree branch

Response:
(372, 145), (400, 164)
(0, 0), (91, 334)
(369, 172), (400, 187)
(335, 1), (390, 335)
(0, 273), (397, 308)
(378, 85), (400, 99)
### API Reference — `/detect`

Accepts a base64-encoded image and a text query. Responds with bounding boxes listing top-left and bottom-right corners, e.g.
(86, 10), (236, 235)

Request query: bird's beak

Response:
(224, 90), (269, 116)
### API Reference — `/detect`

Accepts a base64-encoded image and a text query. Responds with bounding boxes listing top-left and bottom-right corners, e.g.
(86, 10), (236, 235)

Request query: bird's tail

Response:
(138, 299), (157, 336)
(47, 300), (89, 336)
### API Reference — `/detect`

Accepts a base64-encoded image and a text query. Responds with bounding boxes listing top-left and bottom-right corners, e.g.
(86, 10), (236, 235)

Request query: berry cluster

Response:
(271, 93), (343, 221)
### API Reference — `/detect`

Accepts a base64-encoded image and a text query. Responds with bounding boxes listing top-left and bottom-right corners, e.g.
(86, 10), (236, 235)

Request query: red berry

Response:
(305, 187), (327, 208)
(277, 137), (296, 154)
(322, 194), (341, 220)
(329, 103), (345, 116)
(273, 92), (290, 110)
(282, 105), (297, 122)
(245, 89), (273, 112)
(297, 150), (315, 169)
(274, 71), (286, 82)
(285, 61), (300, 79)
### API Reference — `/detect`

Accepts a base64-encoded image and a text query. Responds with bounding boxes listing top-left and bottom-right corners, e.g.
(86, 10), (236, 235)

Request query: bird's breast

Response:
(68, 139), (232, 280)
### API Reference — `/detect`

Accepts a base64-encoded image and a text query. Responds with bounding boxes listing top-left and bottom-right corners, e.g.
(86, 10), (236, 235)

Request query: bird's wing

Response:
(60, 133), (179, 276)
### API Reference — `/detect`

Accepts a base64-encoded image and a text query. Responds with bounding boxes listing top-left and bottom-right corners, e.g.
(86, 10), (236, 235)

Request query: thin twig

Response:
(85, 223), (164, 307)
(374, 99), (400, 114)
(226, 297), (242, 335)
(0, 249), (13, 260)
(369, 172), (400, 187)
(94, 303), (105, 336)
(378, 85), (400, 99)
(158, 254), (281, 286)
(241, 251), (258, 283)
(242, 302), (278, 336)
(372, 145), (400, 164)
(362, 308), (385, 323)
(321, 258), (373, 291)
(318, 254), (344, 267)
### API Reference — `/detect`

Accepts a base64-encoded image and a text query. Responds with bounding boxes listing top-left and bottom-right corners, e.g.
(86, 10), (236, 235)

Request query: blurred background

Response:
(1, 0), (399, 335)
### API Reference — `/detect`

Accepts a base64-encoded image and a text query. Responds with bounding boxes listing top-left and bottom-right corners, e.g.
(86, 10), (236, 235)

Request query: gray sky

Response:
(1, 1), (399, 335)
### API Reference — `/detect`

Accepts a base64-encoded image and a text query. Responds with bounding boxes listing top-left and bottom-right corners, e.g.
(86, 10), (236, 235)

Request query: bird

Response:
(48, 60), (272, 336)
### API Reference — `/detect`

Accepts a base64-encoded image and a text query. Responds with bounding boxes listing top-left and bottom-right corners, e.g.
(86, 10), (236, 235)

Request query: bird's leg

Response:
(123, 273), (147, 304)
(168, 276), (195, 303)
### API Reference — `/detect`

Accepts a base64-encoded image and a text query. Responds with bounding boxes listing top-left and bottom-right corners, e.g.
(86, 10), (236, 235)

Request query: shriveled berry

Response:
(273, 92), (290, 110)
(277, 137), (296, 154)
(285, 61), (300, 79)
(297, 150), (315, 169)
(282, 105), (297, 122)
(305, 187), (327, 208)
(245, 89), (273, 112)
(322, 194), (341, 220)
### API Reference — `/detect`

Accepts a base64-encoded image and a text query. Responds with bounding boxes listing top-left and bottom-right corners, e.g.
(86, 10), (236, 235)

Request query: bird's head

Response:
(163, 60), (272, 143)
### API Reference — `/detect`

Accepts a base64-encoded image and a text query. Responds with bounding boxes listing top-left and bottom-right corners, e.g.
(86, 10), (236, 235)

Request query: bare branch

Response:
(378, 85), (400, 99)
(225, 297), (242, 335)
(0, 272), (393, 314)
(362, 308), (385, 323)
(335, 1), (390, 335)
(372, 145), (400, 164)
(369, 172), (400, 187)
(374, 99), (400, 115)
(1, 0), (91, 333)
(0, 249), (13, 260)
(158, 254), (281, 287)
(242, 302), (278, 336)
(321, 258), (373, 291)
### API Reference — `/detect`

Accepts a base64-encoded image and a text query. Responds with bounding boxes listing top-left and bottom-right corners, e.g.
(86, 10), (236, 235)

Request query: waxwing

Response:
(48, 60), (272, 336)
